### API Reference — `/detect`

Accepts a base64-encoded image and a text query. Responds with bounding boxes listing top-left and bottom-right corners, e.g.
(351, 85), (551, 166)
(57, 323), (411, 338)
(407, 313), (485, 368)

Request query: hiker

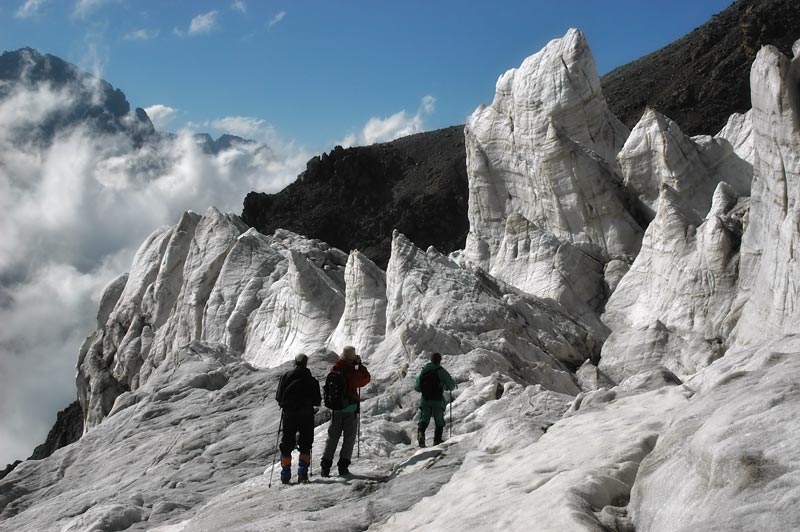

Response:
(414, 352), (455, 447)
(320, 346), (371, 477)
(275, 353), (321, 484)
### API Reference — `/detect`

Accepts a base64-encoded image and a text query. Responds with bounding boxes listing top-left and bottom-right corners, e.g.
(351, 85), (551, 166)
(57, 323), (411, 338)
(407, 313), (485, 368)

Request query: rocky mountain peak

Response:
(0, 47), (154, 145)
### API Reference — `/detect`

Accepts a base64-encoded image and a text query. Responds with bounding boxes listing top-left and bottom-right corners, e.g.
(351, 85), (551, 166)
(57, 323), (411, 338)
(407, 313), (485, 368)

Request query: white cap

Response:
(340, 346), (357, 361)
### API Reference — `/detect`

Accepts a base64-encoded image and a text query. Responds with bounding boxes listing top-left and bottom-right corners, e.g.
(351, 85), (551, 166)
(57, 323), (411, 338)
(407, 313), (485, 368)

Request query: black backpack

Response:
(323, 368), (347, 410)
(279, 376), (304, 410)
(420, 368), (443, 400)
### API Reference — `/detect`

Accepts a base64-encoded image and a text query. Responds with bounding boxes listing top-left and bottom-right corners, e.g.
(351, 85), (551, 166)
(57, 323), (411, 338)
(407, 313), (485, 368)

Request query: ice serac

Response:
(76, 208), (350, 429)
(77, 223), (175, 430)
(203, 228), (284, 349)
(242, 249), (345, 368)
(95, 272), (128, 329)
(145, 207), (248, 379)
(328, 250), (387, 356)
(716, 110), (754, 165)
(600, 183), (745, 382)
(618, 108), (752, 221)
(463, 28), (641, 307)
(377, 230), (603, 390)
(489, 213), (607, 332)
(733, 42), (800, 345)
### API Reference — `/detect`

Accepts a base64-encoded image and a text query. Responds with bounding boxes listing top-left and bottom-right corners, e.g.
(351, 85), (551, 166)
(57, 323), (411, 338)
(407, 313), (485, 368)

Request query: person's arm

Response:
(312, 377), (322, 407)
(352, 363), (371, 387)
(414, 370), (422, 392)
(275, 373), (286, 406)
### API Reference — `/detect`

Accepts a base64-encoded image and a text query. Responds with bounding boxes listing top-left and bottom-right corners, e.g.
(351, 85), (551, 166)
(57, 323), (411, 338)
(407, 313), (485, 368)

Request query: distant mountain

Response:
(601, 0), (800, 135)
(192, 132), (270, 156)
(0, 48), (155, 146)
(242, 126), (468, 268)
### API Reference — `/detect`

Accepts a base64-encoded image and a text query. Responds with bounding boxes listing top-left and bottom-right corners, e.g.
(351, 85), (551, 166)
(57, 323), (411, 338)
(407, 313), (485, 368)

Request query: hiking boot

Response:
(297, 472), (309, 483)
(433, 426), (444, 445)
(417, 429), (426, 448)
(280, 477), (291, 485)
(320, 458), (332, 478)
(338, 466), (350, 477)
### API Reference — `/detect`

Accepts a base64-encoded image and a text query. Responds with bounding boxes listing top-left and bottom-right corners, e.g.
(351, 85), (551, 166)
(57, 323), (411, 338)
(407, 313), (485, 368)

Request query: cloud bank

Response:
(0, 76), (308, 467)
(340, 95), (436, 147)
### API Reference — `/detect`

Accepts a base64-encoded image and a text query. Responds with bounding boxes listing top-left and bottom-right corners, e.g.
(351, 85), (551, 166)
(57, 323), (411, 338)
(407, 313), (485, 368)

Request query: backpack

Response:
(279, 376), (304, 410)
(420, 368), (443, 400)
(323, 368), (347, 410)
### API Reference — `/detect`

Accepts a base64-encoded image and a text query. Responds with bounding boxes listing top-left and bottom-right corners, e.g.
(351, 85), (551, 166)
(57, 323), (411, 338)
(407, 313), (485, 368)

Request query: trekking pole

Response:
(357, 388), (361, 458)
(449, 390), (453, 440)
(268, 411), (283, 488)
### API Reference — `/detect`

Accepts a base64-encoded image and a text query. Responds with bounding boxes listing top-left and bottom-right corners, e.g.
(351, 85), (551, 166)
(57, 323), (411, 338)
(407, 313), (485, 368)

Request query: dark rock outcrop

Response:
(243, 126), (468, 268)
(0, 401), (83, 480)
(601, 0), (800, 136)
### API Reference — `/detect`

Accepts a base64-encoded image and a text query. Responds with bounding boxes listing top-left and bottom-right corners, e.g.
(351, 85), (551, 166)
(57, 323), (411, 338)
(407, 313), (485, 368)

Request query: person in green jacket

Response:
(414, 352), (456, 447)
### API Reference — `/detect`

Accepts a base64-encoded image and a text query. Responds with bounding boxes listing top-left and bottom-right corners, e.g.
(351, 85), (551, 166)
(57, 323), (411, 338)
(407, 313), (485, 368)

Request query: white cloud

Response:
(188, 10), (219, 36)
(231, 0), (246, 14)
(340, 95), (437, 147)
(267, 10), (286, 29)
(0, 80), (309, 467)
(123, 28), (158, 41)
(210, 115), (266, 138)
(144, 104), (177, 130)
(15, 0), (47, 19)
(72, 0), (109, 18)
(421, 94), (436, 114)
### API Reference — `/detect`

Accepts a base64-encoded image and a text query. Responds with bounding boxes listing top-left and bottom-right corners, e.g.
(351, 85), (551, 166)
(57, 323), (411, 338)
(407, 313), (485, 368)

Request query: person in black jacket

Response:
(275, 353), (321, 484)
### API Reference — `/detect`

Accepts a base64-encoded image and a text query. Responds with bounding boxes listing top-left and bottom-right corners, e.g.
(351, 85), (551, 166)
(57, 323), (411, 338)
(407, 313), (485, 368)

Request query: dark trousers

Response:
(280, 412), (314, 457)
(321, 411), (358, 468)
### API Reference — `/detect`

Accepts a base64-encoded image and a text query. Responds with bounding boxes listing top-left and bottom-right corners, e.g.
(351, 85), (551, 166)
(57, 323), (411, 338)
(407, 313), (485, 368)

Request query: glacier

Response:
(2, 29), (800, 532)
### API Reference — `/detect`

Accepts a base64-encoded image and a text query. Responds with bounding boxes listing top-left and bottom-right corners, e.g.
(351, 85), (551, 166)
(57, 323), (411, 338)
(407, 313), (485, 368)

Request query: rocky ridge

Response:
(242, 125), (468, 269)
(601, 0), (800, 136)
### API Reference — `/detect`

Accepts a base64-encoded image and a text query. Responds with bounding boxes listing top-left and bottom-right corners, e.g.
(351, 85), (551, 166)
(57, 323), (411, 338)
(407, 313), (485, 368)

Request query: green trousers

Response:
(418, 404), (446, 429)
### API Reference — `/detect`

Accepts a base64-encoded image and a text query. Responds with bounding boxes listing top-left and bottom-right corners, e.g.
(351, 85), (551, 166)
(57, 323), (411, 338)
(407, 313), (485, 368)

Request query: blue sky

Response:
(1, 0), (733, 154)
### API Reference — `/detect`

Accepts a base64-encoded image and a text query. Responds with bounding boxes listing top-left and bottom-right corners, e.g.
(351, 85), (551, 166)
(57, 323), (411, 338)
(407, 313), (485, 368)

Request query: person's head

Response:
(295, 353), (308, 367)
(341, 346), (357, 362)
(431, 352), (442, 365)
